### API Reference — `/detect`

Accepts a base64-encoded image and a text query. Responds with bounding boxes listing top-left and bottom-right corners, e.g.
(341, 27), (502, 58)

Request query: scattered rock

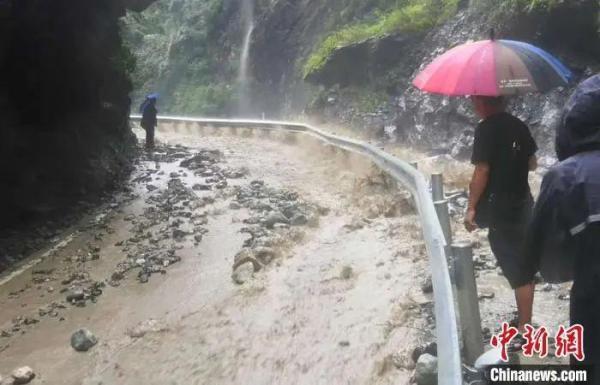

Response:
(231, 261), (255, 285)
(338, 340), (350, 347)
(420, 276), (433, 294)
(263, 211), (289, 229)
(290, 213), (308, 226)
(340, 266), (353, 280)
(415, 353), (438, 385)
(66, 290), (84, 303)
(71, 328), (98, 352)
(478, 292), (495, 300)
(412, 342), (438, 362)
(11, 366), (34, 384)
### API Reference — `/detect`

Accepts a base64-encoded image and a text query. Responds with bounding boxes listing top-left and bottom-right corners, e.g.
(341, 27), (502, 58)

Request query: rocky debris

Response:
(66, 289), (85, 302)
(71, 328), (98, 352)
(415, 353), (438, 385)
(38, 302), (66, 318)
(263, 211), (289, 229)
(230, 180), (325, 283)
(412, 342), (438, 362)
(10, 366), (35, 384)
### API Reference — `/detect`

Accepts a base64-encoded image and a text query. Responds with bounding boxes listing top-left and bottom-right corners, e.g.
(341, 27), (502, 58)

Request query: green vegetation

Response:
(303, 0), (460, 78)
(122, 0), (233, 115)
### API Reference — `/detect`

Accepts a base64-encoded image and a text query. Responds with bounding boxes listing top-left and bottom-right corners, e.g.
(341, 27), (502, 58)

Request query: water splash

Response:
(238, 0), (254, 116)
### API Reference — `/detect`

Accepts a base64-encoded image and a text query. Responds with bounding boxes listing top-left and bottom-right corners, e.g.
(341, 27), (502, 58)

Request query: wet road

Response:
(0, 125), (431, 385)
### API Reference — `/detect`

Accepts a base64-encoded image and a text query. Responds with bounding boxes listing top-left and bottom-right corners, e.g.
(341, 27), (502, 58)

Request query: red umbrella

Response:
(413, 36), (572, 96)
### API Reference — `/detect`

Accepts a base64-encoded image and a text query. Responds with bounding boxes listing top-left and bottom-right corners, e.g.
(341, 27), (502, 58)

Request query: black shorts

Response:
(488, 202), (535, 289)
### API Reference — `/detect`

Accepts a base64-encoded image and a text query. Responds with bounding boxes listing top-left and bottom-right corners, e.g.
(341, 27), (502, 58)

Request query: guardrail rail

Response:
(131, 115), (463, 385)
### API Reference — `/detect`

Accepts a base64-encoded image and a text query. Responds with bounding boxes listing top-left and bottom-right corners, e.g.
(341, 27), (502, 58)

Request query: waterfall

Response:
(238, 0), (254, 116)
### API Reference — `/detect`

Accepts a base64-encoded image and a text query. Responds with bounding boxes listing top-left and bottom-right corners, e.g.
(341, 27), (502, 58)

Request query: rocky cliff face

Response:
(0, 0), (152, 226)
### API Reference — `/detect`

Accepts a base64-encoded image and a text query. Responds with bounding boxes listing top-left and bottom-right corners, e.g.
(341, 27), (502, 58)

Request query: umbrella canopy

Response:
(413, 39), (573, 96)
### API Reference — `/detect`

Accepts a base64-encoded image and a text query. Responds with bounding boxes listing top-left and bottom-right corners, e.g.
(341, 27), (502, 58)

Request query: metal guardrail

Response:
(130, 115), (463, 385)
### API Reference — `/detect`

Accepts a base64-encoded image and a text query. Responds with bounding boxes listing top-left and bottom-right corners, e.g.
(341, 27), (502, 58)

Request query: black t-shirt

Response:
(471, 112), (537, 198)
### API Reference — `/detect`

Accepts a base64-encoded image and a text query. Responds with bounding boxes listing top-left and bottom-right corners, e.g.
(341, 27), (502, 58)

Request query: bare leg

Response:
(515, 282), (535, 331)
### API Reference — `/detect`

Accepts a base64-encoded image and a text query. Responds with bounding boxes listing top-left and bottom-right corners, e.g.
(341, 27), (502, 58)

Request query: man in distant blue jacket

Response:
(140, 94), (158, 149)
(525, 74), (600, 376)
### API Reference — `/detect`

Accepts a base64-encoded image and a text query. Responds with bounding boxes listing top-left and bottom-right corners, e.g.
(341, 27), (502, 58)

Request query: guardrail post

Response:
(452, 241), (483, 365)
(434, 200), (452, 256)
(431, 173), (444, 202)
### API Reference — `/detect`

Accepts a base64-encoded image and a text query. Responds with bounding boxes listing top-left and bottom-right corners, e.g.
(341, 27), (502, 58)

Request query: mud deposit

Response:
(0, 124), (434, 385)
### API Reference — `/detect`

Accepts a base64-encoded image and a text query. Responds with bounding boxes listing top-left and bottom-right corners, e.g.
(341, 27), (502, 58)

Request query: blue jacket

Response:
(526, 74), (600, 283)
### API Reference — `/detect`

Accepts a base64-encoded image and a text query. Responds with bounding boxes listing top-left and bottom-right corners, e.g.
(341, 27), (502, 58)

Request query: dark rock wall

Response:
(0, 0), (149, 226)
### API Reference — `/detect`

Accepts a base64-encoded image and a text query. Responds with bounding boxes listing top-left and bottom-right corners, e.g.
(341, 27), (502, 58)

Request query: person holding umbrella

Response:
(413, 32), (572, 334)
(140, 93), (159, 149)
(525, 74), (600, 374)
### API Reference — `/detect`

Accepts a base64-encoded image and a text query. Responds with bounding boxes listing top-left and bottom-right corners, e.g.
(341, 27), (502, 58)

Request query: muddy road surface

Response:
(0, 125), (434, 385)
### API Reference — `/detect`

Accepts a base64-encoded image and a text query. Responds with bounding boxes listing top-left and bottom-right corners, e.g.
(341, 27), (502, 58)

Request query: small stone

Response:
(412, 342), (438, 362)
(135, 258), (146, 266)
(338, 340), (350, 347)
(290, 213), (308, 226)
(263, 212), (289, 229)
(558, 293), (570, 301)
(11, 366), (35, 384)
(478, 292), (495, 300)
(192, 184), (211, 191)
(138, 273), (149, 284)
(71, 328), (98, 352)
(340, 266), (353, 280)
(66, 290), (84, 302)
(421, 276), (433, 294)
(540, 283), (554, 292)
(415, 353), (438, 385)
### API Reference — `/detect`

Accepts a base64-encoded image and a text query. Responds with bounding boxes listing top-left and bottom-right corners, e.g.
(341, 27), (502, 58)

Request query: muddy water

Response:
(0, 124), (430, 385)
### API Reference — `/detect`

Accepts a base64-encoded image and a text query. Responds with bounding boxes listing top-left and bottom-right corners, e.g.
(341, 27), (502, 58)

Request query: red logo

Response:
(490, 322), (519, 362)
(522, 325), (549, 358)
(490, 323), (585, 362)
(555, 324), (585, 362)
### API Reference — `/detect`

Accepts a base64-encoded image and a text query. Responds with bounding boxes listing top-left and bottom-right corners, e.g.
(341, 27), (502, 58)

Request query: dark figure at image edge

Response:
(140, 95), (158, 149)
(525, 74), (600, 380)
(465, 95), (538, 333)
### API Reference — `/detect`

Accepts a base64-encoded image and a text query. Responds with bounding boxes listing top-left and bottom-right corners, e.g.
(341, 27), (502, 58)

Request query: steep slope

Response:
(0, 0), (153, 226)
